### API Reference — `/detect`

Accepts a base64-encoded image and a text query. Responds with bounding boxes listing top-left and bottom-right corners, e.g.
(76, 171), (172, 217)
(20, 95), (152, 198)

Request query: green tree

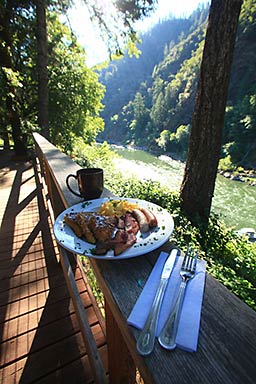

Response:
(96, 0), (251, 227)
(224, 94), (256, 165)
(47, 14), (105, 151)
(0, 0), (158, 154)
(157, 125), (190, 157)
(150, 91), (166, 133)
(180, 0), (243, 225)
(156, 129), (170, 151)
(0, 1), (28, 156)
(36, 0), (49, 139)
(0, 2), (105, 153)
(170, 124), (190, 155)
(129, 92), (149, 142)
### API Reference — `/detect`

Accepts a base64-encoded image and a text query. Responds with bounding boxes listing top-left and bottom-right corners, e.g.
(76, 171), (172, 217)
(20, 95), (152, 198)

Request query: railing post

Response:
(33, 132), (108, 384)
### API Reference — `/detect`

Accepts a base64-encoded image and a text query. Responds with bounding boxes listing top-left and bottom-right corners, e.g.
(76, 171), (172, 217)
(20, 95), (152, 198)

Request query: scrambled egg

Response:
(98, 199), (138, 217)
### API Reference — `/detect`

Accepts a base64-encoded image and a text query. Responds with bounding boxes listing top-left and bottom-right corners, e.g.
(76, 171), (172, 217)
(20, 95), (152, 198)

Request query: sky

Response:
(65, 0), (210, 67)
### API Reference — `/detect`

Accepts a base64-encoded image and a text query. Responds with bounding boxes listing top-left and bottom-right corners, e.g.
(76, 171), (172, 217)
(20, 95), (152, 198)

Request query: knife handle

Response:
(158, 279), (187, 350)
(136, 278), (168, 356)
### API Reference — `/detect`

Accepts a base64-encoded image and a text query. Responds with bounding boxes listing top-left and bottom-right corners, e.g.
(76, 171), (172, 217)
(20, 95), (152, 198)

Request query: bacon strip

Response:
(64, 207), (158, 256)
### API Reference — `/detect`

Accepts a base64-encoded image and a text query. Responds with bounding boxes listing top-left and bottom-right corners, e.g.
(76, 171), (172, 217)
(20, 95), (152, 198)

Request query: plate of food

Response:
(53, 197), (174, 259)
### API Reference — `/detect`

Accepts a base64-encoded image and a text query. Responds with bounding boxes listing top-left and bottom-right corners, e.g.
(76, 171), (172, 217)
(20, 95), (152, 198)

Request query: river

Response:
(111, 146), (256, 230)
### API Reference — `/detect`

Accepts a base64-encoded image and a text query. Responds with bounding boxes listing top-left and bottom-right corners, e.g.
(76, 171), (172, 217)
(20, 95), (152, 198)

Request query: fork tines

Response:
(183, 248), (198, 271)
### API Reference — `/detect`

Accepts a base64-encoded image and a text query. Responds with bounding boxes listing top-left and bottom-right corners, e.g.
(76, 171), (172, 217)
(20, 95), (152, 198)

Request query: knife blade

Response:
(136, 248), (178, 356)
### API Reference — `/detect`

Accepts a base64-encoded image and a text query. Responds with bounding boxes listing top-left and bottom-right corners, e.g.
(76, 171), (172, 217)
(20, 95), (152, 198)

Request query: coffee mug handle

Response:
(66, 174), (82, 197)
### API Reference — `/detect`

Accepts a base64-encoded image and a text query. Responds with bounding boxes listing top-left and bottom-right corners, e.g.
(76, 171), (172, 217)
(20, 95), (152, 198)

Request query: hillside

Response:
(98, 0), (256, 168)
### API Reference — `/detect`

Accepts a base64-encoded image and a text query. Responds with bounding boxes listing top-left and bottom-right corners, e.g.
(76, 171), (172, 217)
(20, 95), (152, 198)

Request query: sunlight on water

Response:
(112, 156), (183, 190)
(213, 176), (256, 229)
(112, 147), (256, 230)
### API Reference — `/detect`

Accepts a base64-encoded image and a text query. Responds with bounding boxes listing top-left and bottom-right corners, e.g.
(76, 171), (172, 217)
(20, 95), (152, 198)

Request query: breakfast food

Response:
(64, 200), (158, 256)
(139, 207), (158, 228)
(132, 208), (149, 233)
(98, 199), (139, 217)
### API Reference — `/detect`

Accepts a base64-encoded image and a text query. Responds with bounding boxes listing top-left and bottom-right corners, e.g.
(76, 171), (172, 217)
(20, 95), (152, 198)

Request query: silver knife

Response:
(136, 248), (178, 356)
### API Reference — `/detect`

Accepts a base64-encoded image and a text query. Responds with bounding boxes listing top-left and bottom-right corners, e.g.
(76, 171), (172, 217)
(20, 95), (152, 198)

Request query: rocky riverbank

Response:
(219, 170), (256, 186)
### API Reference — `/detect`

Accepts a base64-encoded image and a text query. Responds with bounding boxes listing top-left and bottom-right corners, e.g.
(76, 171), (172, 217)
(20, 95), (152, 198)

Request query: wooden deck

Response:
(0, 151), (108, 383)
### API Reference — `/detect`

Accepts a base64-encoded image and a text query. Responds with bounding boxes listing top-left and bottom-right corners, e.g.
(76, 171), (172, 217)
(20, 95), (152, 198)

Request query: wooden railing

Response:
(33, 132), (256, 384)
(33, 132), (109, 384)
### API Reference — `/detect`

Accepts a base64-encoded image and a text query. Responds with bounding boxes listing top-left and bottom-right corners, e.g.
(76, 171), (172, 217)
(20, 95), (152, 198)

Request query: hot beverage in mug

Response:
(66, 168), (103, 200)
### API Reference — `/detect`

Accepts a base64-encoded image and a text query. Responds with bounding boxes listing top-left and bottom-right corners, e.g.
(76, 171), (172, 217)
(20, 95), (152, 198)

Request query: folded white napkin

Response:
(128, 251), (207, 352)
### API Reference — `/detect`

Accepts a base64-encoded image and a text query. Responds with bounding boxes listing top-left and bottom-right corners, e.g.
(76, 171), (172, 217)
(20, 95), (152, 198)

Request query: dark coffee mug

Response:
(66, 168), (103, 200)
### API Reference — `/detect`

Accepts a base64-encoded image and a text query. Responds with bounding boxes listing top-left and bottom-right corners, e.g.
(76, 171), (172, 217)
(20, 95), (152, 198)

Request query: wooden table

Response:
(33, 133), (256, 384)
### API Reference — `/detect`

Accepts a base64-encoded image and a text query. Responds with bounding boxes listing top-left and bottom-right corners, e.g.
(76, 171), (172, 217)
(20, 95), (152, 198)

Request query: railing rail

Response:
(33, 132), (256, 384)
(33, 132), (108, 384)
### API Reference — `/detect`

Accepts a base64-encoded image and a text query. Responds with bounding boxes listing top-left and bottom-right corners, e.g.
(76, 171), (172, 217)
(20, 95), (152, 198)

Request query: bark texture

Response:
(36, 0), (49, 139)
(180, 0), (243, 224)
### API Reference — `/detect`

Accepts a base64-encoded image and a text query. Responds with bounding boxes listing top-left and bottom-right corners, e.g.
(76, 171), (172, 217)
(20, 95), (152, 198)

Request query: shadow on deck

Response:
(0, 150), (108, 383)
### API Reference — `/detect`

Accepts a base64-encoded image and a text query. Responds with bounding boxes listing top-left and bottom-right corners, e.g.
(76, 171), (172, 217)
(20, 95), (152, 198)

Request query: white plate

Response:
(53, 197), (174, 260)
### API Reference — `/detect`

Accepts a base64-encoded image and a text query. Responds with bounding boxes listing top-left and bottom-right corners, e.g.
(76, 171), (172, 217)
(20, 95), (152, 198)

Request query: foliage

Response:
(113, 175), (256, 309)
(47, 13), (105, 151)
(97, 13), (197, 144)
(72, 139), (117, 174)
(84, 0), (157, 57)
(218, 155), (236, 171)
(79, 147), (255, 310)
(97, 5), (208, 148)
(223, 93), (256, 167)
(0, 3), (105, 152)
(98, 0), (256, 168)
(157, 124), (190, 159)
(82, 258), (105, 312)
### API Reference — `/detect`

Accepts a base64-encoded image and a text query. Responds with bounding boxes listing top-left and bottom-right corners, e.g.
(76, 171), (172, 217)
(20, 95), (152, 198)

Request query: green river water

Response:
(111, 146), (256, 230)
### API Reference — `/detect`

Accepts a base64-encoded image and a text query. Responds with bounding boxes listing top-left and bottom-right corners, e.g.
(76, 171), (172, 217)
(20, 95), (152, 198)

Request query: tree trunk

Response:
(36, 0), (50, 139)
(180, 0), (242, 225)
(2, 124), (10, 149)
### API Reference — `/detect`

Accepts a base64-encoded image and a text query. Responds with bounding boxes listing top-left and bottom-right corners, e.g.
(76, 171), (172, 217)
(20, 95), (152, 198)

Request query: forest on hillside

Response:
(0, 1), (106, 155)
(97, 0), (256, 168)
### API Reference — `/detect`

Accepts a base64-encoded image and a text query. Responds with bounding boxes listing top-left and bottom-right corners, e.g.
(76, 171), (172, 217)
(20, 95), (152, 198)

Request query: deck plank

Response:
(0, 152), (108, 383)
(1, 300), (99, 343)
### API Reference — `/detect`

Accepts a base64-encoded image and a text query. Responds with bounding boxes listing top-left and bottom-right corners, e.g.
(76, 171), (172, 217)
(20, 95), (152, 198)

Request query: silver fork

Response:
(158, 247), (198, 350)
